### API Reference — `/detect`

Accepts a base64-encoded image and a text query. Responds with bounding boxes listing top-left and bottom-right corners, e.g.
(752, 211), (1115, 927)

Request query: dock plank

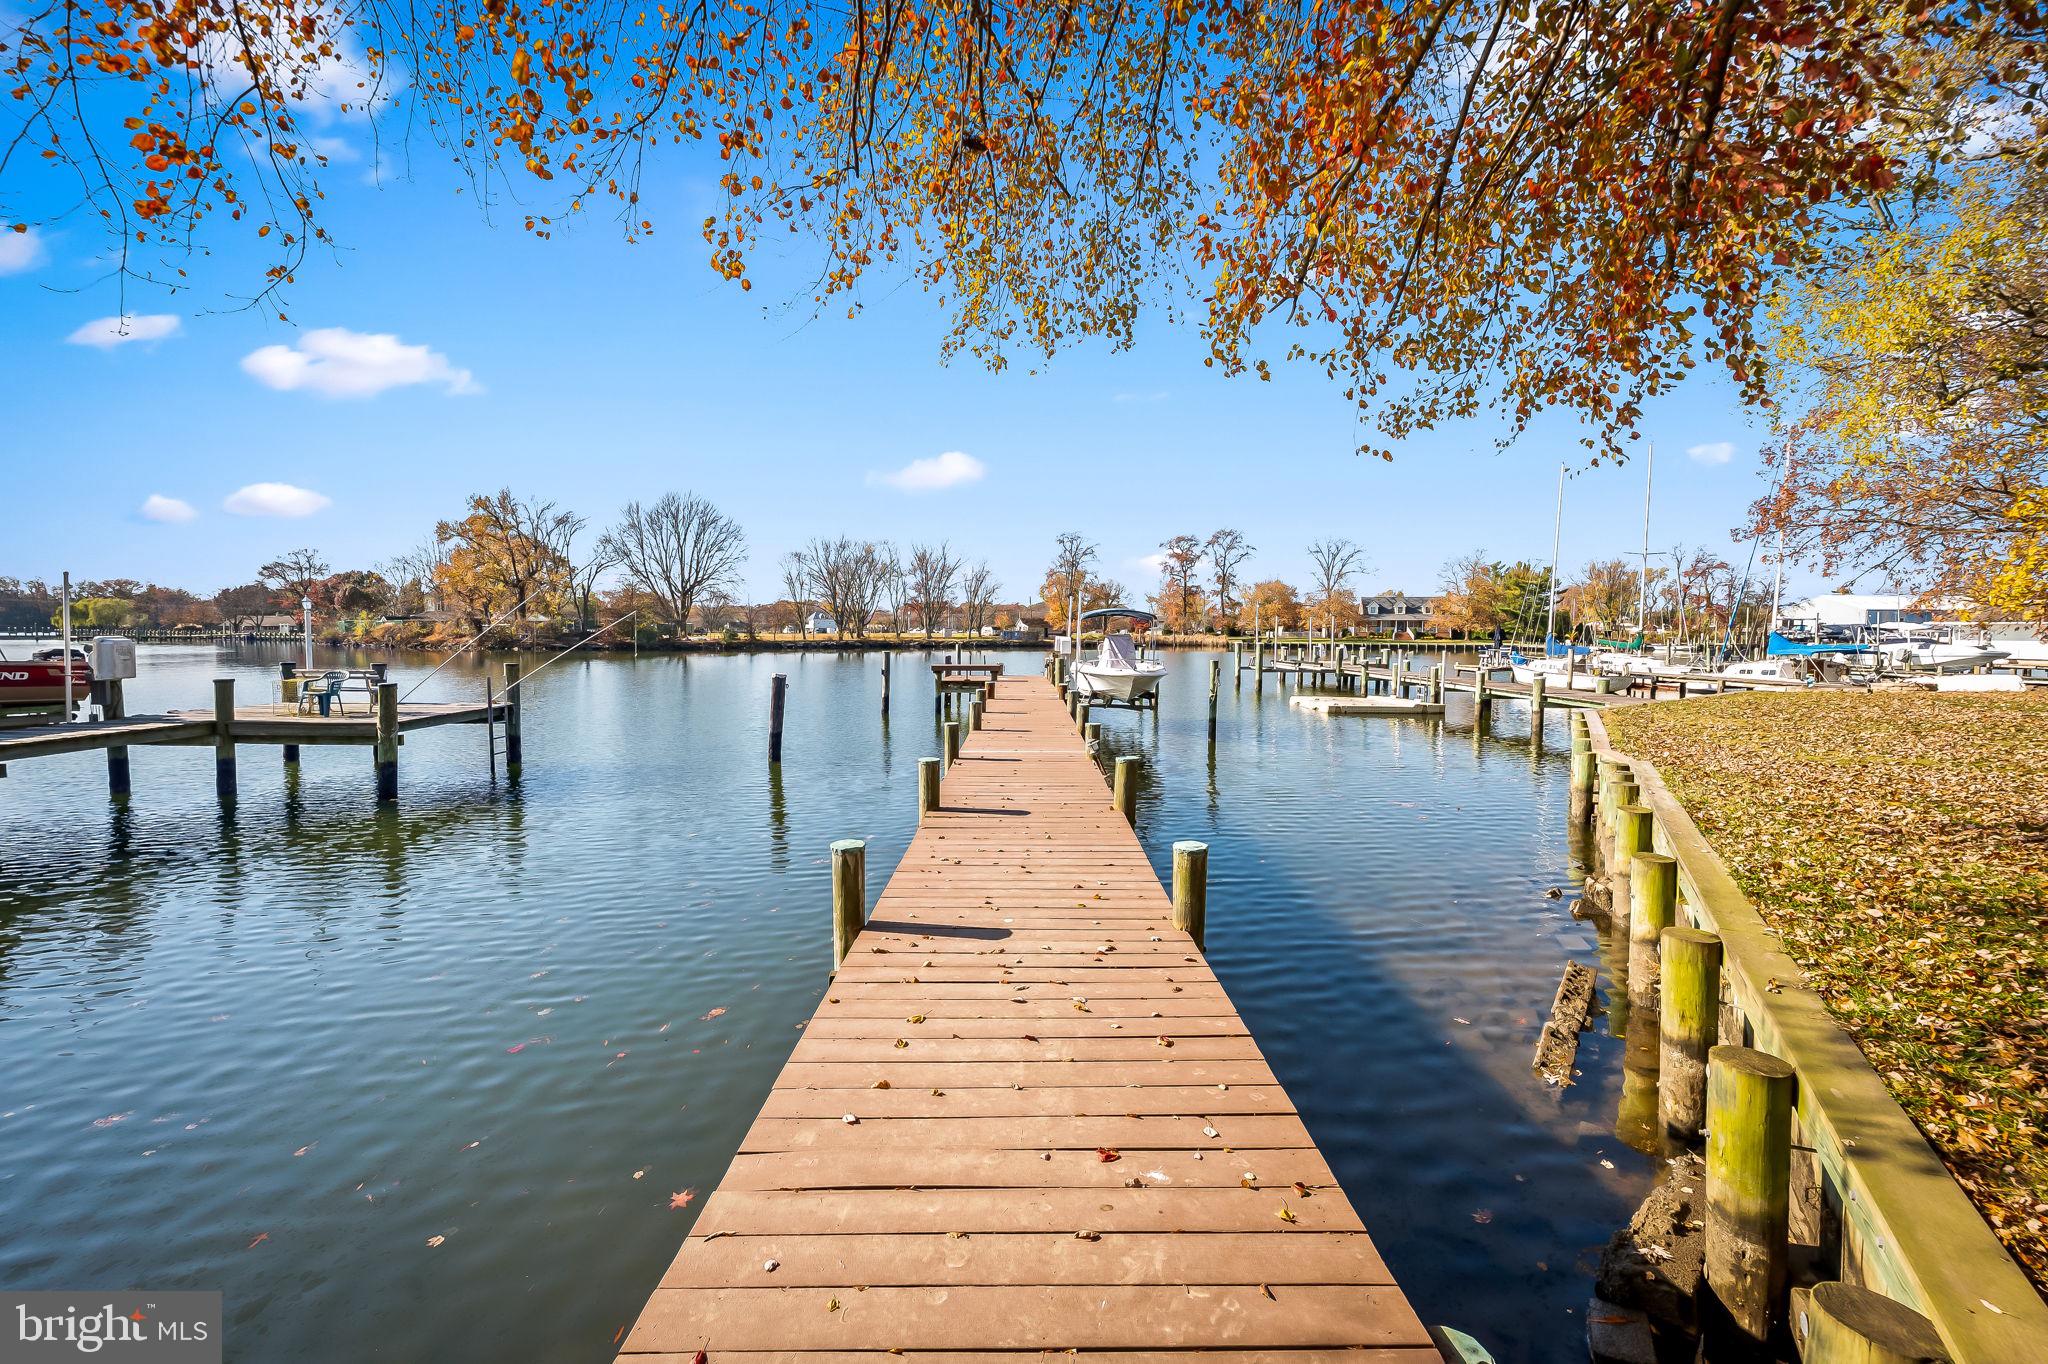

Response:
(617, 676), (1432, 1360)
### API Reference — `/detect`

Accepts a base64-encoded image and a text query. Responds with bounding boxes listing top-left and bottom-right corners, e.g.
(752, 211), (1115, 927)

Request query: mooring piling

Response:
(213, 677), (236, 804)
(830, 838), (867, 967)
(99, 676), (130, 798)
(503, 661), (524, 782)
(1208, 659), (1220, 737)
(917, 756), (941, 819)
(1172, 840), (1208, 950)
(1628, 846), (1676, 1002)
(1705, 1045), (1796, 1352)
(1084, 721), (1101, 746)
(1658, 925), (1722, 1141)
(769, 673), (788, 765)
(1796, 1281), (1948, 1364)
(1112, 755), (1139, 825)
(374, 681), (400, 804)
(881, 652), (891, 715)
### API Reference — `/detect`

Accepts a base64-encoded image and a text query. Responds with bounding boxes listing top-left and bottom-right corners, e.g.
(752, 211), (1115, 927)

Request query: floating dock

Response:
(617, 676), (1436, 1359)
(1290, 695), (1444, 716)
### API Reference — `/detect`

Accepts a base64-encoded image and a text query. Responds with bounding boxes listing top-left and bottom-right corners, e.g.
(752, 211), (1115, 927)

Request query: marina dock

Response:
(617, 675), (1437, 1359)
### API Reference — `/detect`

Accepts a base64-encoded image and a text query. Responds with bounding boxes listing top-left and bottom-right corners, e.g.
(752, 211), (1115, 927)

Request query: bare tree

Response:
(803, 537), (893, 639)
(907, 541), (961, 638)
(880, 545), (911, 636)
(780, 550), (815, 638)
(1306, 537), (1367, 634)
(1206, 529), (1254, 627)
(960, 561), (1000, 637)
(600, 493), (748, 636)
(258, 548), (330, 607)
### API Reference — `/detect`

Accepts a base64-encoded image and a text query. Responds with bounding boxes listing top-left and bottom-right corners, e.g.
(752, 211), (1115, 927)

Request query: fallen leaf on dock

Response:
(1276, 1205), (1297, 1223)
(1096, 1147), (1121, 1162)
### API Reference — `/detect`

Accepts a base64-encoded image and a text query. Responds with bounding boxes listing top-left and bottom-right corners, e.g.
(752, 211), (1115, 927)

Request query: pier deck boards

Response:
(619, 676), (1434, 1362)
(0, 701), (503, 763)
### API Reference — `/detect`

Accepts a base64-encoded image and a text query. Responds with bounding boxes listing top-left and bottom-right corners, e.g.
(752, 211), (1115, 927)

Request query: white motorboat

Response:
(1069, 608), (1165, 705)
(1874, 626), (2010, 672)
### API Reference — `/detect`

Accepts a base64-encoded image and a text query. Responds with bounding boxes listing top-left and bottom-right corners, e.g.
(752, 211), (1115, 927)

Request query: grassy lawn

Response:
(1604, 689), (2048, 1290)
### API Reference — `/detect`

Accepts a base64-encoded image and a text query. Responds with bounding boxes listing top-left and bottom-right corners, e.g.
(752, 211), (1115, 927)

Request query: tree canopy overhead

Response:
(6, 0), (2037, 455)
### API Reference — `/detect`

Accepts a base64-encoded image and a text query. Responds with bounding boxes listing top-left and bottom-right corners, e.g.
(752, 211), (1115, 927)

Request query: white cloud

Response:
(867, 450), (987, 492)
(1133, 552), (1170, 577)
(0, 225), (47, 275)
(140, 494), (198, 523)
(67, 314), (182, 348)
(1686, 441), (1736, 466)
(223, 483), (332, 518)
(241, 327), (477, 398)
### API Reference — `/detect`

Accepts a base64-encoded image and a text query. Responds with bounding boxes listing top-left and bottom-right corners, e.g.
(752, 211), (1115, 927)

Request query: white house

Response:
(804, 611), (838, 635)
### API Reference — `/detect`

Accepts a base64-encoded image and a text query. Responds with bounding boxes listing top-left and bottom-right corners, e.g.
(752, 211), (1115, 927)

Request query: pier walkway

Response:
(618, 675), (1435, 1360)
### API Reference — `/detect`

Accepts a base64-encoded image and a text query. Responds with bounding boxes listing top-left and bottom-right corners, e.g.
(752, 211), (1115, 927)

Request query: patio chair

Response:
(296, 671), (349, 717)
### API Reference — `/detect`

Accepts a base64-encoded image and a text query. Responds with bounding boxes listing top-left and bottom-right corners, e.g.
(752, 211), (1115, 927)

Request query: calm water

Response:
(0, 644), (1650, 1362)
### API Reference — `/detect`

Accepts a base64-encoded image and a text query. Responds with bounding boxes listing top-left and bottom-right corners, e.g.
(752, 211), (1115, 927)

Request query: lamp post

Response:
(301, 595), (313, 671)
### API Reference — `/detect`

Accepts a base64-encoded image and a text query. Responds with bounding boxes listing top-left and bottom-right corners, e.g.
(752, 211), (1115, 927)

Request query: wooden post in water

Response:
(1570, 747), (1596, 822)
(213, 677), (237, 804)
(769, 673), (788, 764)
(1659, 926), (1722, 1141)
(503, 661), (524, 782)
(1173, 840), (1208, 949)
(881, 652), (891, 716)
(1797, 1281), (1948, 1364)
(103, 677), (130, 798)
(1112, 756), (1139, 825)
(1208, 659), (1220, 738)
(1629, 847), (1676, 1002)
(1706, 1045), (1796, 1352)
(830, 839), (867, 967)
(374, 681), (400, 804)
(1528, 671), (1547, 725)
(1055, 681), (1069, 705)
(918, 756), (941, 820)
(1075, 702), (1090, 736)
(1430, 664), (1443, 706)
(1612, 802), (1653, 929)
(1084, 721), (1102, 746)
(944, 719), (961, 765)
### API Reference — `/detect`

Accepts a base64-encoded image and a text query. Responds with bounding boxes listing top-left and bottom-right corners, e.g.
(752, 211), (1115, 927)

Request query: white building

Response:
(1778, 593), (1959, 630)
(804, 611), (838, 635)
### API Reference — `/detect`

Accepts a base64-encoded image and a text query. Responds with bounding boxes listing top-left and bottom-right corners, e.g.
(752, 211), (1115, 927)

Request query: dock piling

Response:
(918, 756), (941, 819)
(101, 677), (130, 798)
(944, 719), (961, 765)
(1112, 755), (1139, 825)
(374, 681), (399, 803)
(1208, 659), (1220, 737)
(1706, 1045), (1796, 1351)
(503, 662), (524, 782)
(1084, 721), (1101, 746)
(830, 838), (867, 967)
(1629, 846), (1676, 1002)
(881, 652), (891, 715)
(1797, 1281), (1947, 1364)
(769, 673), (788, 764)
(213, 677), (237, 804)
(1172, 840), (1208, 950)
(1659, 926), (1722, 1141)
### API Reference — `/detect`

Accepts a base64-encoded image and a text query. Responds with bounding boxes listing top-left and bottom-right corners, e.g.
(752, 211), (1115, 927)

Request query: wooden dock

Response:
(618, 676), (1437, 1360)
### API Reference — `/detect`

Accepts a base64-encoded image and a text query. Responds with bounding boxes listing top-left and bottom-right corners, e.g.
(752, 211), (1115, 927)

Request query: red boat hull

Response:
(0, 659), (93, 707)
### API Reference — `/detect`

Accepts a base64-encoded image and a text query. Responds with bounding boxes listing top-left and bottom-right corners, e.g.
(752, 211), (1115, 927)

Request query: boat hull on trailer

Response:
(0, 657), (91, 708)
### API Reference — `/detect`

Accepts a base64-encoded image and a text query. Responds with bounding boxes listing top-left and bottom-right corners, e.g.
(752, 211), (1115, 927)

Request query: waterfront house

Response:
(1357, 593), (1439, 635)
(805, 611), (839, 635)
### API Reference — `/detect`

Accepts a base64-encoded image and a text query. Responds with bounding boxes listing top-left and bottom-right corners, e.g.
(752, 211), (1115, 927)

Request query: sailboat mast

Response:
(1639, 441), (1654, 634)
(1544, 463), (1563, 648)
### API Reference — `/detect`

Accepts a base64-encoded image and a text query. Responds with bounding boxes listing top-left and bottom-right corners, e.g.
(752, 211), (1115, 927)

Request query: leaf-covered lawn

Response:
(1604, 690), (2048, 1291)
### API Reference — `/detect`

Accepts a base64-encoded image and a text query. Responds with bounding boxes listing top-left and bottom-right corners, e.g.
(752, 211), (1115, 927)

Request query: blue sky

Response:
(0, 125), (1800, 606)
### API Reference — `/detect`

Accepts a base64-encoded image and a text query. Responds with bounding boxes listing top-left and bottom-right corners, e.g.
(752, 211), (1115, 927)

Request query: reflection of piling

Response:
(831, 839), (867, 967)
(374, 681), (399, 804)
(1615, 997), (1663, 1154)
(1659, 926), (1722, 1141)
(769, 673), (788, 764)
(1113, 756), (1139, 825)
(213, 677), (237, 804)
(1173, 841), (1208, 949)
(1705, 1045), (1796, 1353)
